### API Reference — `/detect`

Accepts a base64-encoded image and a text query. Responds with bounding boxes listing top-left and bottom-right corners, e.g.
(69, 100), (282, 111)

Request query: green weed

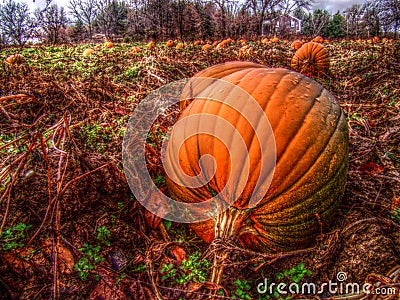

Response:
(74, 226), (111, 280)
(0, 223), (32, 251)
(233, 279), (252, 299)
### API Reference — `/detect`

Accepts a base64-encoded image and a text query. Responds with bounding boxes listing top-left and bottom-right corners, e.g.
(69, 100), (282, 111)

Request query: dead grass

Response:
(0, 40), (399, 299)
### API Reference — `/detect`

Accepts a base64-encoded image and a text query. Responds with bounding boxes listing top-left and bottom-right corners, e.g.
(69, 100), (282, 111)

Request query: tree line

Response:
(0, 0), (399, 46)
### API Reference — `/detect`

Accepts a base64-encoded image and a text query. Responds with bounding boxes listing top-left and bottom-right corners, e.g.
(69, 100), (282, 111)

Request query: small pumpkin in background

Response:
(271, 36), (279, 43)
(237, 38), (247, 46)
(104, 41), (114, 48)
(176, 42), (184, 50)
(290, 40), (303, 50)
(147, 41), (156, 49)
(167, 61), (348, 282)
(166, 40), (174, 47)
(291, 42), (330, 76)
(202, 44), (212, 51)
(129, 46), (141, 54)
(216, 41), (226, 49)
(261, 37), (269, 44)
(4, 54), (26, 65)
(313, 36), (324, 43)
(238, 45), (253, 58)
(82, 49), (94, 57)
(193, 40), (201, 46)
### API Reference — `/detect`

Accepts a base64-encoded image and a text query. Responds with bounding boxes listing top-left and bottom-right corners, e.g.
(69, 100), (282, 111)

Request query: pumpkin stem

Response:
(210, 207), (249, 284)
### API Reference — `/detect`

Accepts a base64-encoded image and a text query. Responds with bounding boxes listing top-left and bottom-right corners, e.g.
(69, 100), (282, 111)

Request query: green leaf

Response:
(236, 289), (244, 296)
(292, 275), (302, 283)
(234, 279), (242, 287)
(296, 262), (305, 270)
(163, 219), (172, 230)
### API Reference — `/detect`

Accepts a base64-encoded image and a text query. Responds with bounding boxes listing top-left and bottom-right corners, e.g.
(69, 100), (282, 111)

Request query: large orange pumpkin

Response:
(291, 42), (330, 76)
(166, 62), (348, 253)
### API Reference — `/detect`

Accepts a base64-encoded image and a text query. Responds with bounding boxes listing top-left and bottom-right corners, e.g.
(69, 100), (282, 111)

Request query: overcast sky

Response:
(312, 0), (367, 13)
(25, 0), (368, 14)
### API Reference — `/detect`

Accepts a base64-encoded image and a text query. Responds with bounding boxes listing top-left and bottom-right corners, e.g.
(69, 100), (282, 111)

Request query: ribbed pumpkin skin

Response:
(167, 62), (348, 252)
(291, 42), (330, 77)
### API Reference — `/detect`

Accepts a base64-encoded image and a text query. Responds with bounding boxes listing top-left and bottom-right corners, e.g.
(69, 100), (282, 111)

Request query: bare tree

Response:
(362, 1), (383, 37)
(277, 0), (312, 15)
(68, 0), (98, 38)
(301, 9), (330, 36)
(0, 28), (9, 47)
(245, 0), (280, 35)
(380, 0), (400, 38)
(35, 4), (69, 44)
(192, 0), (218, 39)
(139, 0), (174, 40)
(204, 0), (241, 37)
(180, 1), (202, 40)
(0, 0), (36, 46)
(94, 0), (128, 37)
(344, 4), (365, 38)
(230, 6), (252, 38)
(125, 0), (146, 38)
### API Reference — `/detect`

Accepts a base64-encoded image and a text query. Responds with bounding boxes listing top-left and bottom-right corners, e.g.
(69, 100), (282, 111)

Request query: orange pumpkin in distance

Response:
(166, 61), (349, 253)
(5, 54), (26, 65)
(166, 40), (174, 47)
(83, 49), (94, 57)
(291, 42), (330, 76)
(290, 40), (303, 50)
(104, 41), (114, 48)
(147, 41), (156, 49)
(130, 46), (141, 53)
(202, 44), (212, 51)
(313, 36), (324, 43)
(271, 36), (279, 43)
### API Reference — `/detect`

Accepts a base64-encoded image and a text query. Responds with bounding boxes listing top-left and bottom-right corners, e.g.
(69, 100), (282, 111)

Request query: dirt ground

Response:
(0, 40), (399, 299)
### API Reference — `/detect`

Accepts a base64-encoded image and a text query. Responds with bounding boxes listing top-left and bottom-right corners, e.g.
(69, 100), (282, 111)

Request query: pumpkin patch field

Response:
(0, 40), (399, 299)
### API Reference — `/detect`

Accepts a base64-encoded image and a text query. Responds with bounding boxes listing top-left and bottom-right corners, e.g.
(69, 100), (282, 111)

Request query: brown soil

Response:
(0, 41), (399, 299)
